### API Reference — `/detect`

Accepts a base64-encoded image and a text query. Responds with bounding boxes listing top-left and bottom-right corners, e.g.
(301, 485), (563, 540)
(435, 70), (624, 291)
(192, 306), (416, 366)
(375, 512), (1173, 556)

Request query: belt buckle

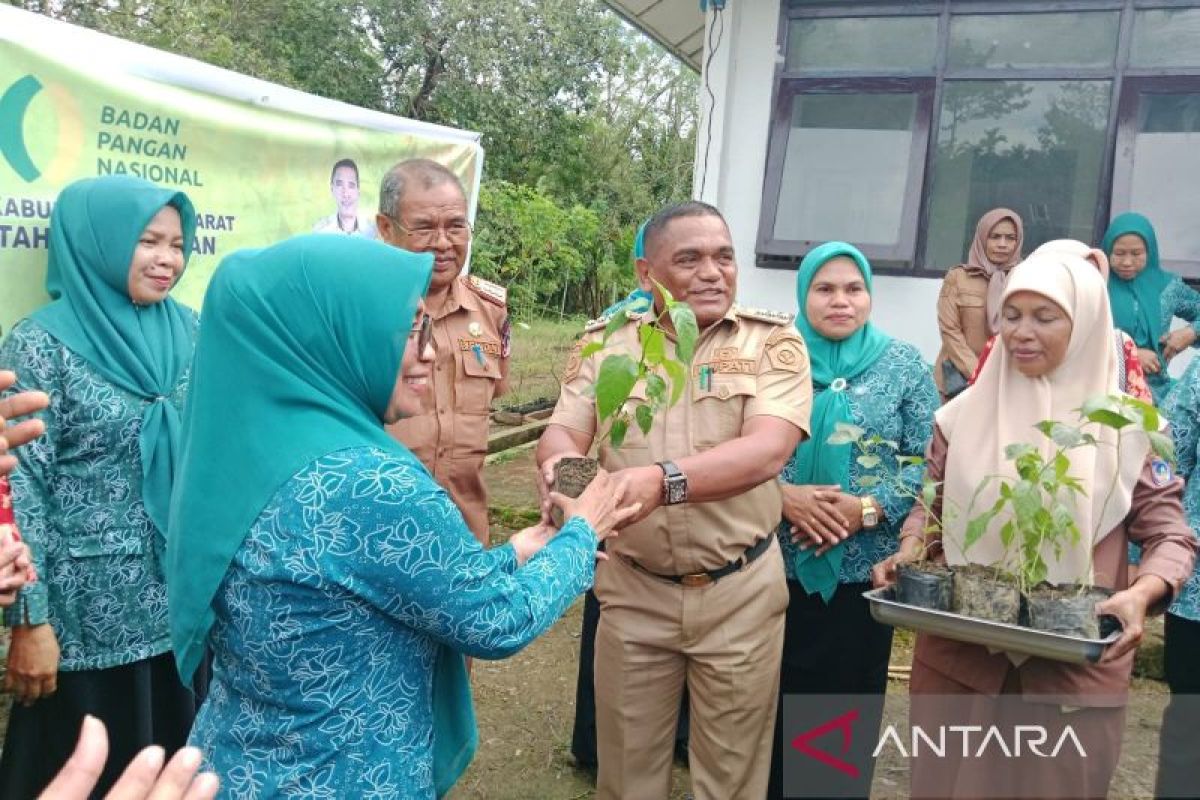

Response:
(680, 572), (713, 588)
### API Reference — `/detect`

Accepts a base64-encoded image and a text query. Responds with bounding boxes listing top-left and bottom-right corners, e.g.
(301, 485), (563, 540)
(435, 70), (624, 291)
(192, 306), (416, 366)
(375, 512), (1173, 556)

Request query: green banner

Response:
(0, 18), (481, 334)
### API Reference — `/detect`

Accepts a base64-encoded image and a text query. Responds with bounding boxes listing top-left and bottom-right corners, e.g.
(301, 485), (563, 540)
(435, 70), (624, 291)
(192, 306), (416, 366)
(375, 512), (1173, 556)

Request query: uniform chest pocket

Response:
(958, 293), (986, 310)
(458, 344), (502, 414)
(693, 374), (757, 449)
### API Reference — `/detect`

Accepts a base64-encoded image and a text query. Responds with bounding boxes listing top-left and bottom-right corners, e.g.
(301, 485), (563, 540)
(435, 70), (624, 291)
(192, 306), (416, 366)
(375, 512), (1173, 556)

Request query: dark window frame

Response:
(759, 0), (1200, 277)
(756, 78), (935, 267)
(1111, 75), (1200, 277)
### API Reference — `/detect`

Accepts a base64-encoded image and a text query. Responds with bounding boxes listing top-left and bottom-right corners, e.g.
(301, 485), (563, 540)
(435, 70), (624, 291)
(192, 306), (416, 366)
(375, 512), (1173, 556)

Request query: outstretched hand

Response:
(38, 715), (219, 800)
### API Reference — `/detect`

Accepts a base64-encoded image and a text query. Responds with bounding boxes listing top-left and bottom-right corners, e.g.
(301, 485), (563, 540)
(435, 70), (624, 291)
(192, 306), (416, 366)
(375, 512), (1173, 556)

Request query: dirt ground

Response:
(462, 448), (1171, 799)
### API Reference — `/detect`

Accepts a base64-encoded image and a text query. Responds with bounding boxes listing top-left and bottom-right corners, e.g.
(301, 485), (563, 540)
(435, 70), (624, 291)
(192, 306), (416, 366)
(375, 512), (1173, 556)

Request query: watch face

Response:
(666, 478), (687, 505)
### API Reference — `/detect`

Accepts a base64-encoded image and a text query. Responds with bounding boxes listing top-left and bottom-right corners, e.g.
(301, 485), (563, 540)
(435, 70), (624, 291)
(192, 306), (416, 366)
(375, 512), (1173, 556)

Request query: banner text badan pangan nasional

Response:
(0, 28), (480, 333)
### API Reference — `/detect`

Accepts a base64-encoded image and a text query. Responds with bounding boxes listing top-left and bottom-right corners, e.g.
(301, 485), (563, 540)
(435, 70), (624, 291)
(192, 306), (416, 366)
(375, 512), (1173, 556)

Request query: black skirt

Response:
(0, 651), (205, 800)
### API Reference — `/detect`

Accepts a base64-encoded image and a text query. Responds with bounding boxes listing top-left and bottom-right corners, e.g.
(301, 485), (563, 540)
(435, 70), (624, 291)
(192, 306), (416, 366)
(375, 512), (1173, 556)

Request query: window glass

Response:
(1132, 10), (1200, 68)
(924, 81), (1111, 270)
(948, 12), (1119, 70)
(772, 92), (918, 246)
(1126, 92), (1200, 264)
(787, 17), (938, 72)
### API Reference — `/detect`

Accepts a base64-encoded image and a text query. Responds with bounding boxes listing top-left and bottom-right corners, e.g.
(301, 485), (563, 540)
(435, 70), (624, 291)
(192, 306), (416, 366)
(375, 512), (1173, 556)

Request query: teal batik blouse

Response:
(0, 316), (195, 671)
(190, 446), (596, 799)
(1160, 362), (1200, 622)
(776, 340), (938, 585)
(1143, 276), (1200, 403)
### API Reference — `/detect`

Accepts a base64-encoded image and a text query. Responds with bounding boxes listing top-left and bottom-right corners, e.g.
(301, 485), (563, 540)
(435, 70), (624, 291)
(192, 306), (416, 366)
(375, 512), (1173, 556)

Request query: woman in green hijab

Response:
(0, 175), (202, 797)
(768, 242), (938, 800)
(170, 234), (634, 798)
(1105, 212), (1200, 403)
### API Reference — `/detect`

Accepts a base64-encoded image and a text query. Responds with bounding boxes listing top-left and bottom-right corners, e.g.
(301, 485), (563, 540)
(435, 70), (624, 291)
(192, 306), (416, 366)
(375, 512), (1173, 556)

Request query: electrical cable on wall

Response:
(698, 2), (725, 199)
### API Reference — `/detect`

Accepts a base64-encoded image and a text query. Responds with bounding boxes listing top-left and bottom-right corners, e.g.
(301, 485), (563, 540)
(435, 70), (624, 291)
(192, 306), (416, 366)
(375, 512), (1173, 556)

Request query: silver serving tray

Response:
(864, 587), (1121, 664)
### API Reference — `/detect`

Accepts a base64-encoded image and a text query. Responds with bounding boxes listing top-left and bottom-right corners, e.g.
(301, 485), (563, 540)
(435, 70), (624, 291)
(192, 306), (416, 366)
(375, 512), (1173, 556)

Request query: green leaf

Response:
(580, 341), (604, 359)
(595, 354), (639, 421)
(999, 520), (1015, 548)
(670, 303), (700, 364)
(1047, 423), (1084, 449)
(856, 454), (882, 469)
(1034, 420), (1056, 437)
(896, 455), (925, 468)
(1011, 480), (1041, 519)
(922, 480), (938, 511)
(1005, 443), (1036, 461)
(603, 308), (629, 342)
(635, 403), (654, 436)
(1080, 394), (1121, 417)
(662, 359), (687, 405)
(1085, 409), (1133, 430)
(609, 416), (628, 448)
(1149, 430), (1177, 465)
(964, 510), (996, 552)
(640, 325), (666, 367)
(645, 374), (667, 403)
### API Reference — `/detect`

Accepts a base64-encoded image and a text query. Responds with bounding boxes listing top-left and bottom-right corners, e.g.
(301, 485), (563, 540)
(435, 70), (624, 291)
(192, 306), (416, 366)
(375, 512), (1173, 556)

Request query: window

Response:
(1112, 80), (1200, 276)
(786, 16), (938, 72)
(1131, 9), (1200, 68)
(948, 12), (1120, 70)
(773, 92), (921, 246)
(761, 2), (1200, 275)
(924, 81), (1111, 270)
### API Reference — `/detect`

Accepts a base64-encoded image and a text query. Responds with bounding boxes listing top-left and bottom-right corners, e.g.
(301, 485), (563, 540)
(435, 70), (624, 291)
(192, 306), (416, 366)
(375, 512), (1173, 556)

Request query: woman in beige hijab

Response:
(875, 252), (1197, 798)
(933, 208), (1023, 400)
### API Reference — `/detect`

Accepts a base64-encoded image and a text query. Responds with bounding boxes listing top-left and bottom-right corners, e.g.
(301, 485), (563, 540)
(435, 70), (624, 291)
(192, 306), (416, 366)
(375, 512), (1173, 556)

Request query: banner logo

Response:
(791, 709), (862, 778)
(0, 75), (43, 181)
(0, 74), (83, 184)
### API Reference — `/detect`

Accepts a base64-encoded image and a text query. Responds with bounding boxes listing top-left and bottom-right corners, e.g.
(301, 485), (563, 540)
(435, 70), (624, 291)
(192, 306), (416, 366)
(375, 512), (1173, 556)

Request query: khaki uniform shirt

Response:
(388, 275), (509, 542)
(934, 266), (991, 394)
(550, 305), (812, 575)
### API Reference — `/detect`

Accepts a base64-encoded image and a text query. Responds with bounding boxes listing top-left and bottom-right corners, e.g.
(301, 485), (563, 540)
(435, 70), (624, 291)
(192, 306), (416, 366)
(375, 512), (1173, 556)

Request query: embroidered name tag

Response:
(691, 358), (756, 377)
(458, 339), (501, 356)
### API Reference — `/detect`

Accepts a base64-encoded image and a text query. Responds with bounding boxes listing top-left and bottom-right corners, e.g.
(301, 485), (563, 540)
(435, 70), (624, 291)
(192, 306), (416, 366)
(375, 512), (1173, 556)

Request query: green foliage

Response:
(585, 290), (698, 449)
(963, 393), (1170, 593)
(20, 0), (699, 319)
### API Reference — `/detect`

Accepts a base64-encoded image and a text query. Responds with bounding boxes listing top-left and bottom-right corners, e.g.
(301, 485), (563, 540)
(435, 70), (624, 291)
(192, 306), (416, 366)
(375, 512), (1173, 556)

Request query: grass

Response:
(502, 316), (588, 410)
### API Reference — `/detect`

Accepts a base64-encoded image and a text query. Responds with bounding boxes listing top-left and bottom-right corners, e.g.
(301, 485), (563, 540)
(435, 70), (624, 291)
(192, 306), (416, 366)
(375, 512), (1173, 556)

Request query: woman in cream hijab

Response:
(874, 251), (1196, 798)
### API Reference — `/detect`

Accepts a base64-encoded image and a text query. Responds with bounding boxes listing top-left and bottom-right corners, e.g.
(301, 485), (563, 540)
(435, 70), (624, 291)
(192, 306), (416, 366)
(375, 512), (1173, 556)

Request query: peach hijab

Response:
(963, 208), (1025, 335)
(936, 252), (1150, 584)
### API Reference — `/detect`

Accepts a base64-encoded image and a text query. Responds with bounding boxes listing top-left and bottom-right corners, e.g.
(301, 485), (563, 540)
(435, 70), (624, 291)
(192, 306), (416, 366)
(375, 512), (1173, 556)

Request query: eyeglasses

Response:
(411, 313), (434, 354)
(386, 216), (473, 246)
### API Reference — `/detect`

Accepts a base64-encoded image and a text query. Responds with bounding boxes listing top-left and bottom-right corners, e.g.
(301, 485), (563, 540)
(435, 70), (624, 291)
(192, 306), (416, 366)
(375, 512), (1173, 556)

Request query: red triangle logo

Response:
(790, 708), (861, 778)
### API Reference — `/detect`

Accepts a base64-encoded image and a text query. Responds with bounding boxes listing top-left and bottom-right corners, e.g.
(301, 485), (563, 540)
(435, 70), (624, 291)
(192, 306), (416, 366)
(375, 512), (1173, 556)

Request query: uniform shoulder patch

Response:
(735, 305), (794, 326)
(1150, 457), (1174, 487)
(763, 327), (808, 374)
(584, 314), (612, 333)
(464, 274), (507, 307)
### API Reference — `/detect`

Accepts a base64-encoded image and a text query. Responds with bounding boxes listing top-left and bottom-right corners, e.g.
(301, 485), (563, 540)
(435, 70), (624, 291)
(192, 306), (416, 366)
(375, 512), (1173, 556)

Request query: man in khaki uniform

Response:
(537, 202), (812, 799)
(377, 159), (509, 543)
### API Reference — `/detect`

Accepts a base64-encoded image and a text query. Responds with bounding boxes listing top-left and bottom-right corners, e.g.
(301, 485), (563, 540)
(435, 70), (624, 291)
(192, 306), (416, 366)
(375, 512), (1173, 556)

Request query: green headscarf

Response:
(167, 235), (475, 793)
(1104, 212), (1170, 357)
(29, 175), (197, 539)
(790, 242), (892, 602)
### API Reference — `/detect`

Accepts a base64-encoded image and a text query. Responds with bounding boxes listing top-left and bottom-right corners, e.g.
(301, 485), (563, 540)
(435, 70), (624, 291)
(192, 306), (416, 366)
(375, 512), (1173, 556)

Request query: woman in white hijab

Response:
(874, 251), (1197, 798)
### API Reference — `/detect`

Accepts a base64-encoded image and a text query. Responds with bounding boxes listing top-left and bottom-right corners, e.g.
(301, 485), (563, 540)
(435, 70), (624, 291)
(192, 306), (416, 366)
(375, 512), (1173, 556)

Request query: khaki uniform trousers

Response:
(594, 538), (789, 800)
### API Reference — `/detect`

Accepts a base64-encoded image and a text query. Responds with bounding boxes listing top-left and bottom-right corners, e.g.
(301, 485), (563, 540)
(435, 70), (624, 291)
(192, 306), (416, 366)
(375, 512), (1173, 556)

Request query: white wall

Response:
(691, 2), (1195, 375)
(692, 1), (945, 361)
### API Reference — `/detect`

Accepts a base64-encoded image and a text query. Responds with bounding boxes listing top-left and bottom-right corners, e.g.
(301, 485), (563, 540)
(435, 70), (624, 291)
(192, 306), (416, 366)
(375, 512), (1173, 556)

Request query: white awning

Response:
(603, 0), (704, 71)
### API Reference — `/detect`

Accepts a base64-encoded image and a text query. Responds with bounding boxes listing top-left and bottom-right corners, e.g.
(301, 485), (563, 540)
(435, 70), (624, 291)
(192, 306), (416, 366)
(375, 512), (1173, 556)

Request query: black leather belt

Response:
(629, 535), (774, 588)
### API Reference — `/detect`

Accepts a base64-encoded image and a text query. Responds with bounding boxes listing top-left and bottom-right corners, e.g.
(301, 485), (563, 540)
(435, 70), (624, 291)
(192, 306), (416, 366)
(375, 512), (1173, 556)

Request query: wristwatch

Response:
(656, 460), (688, 505)
(860, 496), (879, 529)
